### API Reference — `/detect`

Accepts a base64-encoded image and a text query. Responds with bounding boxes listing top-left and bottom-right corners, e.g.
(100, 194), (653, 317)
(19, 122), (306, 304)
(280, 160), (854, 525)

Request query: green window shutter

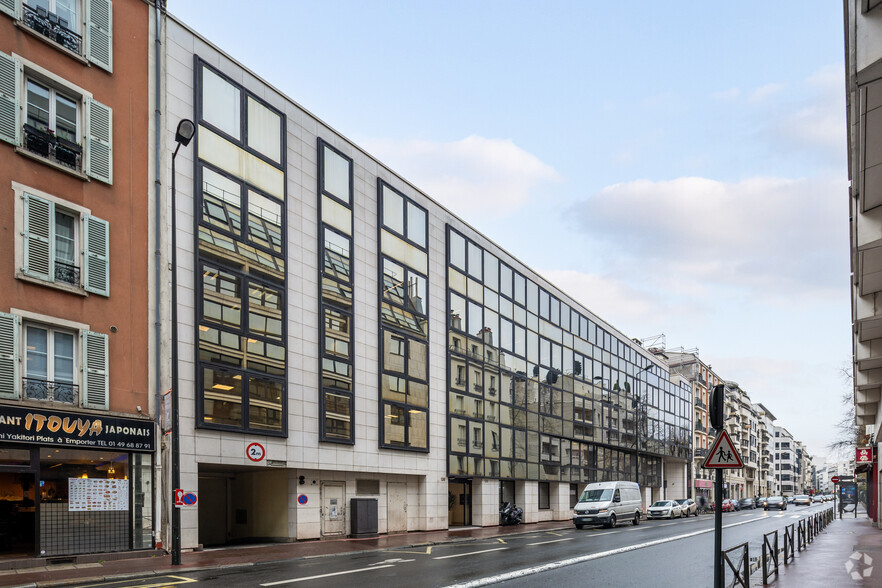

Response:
(82, 330), (108, 409)
(84, 97), (112, 184)
(85, 0), (112, 73)
(0, 50), (21, 146)
(0, 311), (19, 399)
(22, 192), (54, 282)
(83, 214), (109, 296)
(0, 0), (19, 21)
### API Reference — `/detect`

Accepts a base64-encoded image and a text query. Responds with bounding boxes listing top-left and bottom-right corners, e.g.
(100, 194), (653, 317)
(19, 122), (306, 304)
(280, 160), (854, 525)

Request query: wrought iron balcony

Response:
(22, 3), (83, 54)
(23, 377), (78, 404)
(55, 260), (80, 285)
(23, 124), (82, 171)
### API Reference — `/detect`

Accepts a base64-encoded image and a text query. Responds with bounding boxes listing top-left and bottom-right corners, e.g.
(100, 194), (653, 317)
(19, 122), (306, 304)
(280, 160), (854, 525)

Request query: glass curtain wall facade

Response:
(446, 226), (691, 487)
(318, 140), (355, 443)
(377, 181), (429, 451)
(193, 59), (287, 436)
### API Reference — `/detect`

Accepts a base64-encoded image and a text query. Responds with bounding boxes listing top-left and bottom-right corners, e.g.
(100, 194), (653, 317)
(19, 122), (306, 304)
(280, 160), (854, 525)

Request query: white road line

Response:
(659, 523), (676, 526)
(444, 515), (768, 588)
(528, 538), (574, 546)
(260, 564), (395, 586)
(774, 515), (785, 518)
(434, 547), (508, 560)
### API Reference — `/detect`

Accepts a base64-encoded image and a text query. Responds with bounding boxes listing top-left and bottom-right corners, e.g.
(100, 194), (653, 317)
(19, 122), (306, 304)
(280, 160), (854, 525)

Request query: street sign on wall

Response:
(856, 446), (873, 465)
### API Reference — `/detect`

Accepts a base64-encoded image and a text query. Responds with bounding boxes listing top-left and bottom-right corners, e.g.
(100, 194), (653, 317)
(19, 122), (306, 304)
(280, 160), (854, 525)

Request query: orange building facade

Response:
(0, 0), (155, 558)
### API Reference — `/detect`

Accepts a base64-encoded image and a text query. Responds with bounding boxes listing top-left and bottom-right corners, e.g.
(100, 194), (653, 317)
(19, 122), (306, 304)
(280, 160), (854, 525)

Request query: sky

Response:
(169, 1), (852, 462)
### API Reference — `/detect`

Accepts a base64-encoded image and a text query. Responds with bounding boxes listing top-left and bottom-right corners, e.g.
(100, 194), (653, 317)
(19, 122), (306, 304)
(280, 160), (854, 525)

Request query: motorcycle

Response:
(499, 501), (523, 526)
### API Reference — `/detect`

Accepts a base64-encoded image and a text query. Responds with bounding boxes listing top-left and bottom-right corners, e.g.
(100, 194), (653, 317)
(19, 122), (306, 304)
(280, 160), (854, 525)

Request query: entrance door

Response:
(321, 482), (345, 537)
(387, 482), (407, 533)
(448, 479), (471, 526)
(0, 471), (36, 557)
(198, 476), (229, 547)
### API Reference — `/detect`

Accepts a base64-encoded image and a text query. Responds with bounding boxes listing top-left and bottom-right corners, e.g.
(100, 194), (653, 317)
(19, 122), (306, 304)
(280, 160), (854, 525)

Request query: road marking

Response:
(77, 578), (198, 588)
(546, 531), (563, 536)
(528, 538), (574, 546)
(392, 545), (433, 555)
(260, 564), (395, 586)
(594, 530), (620, 535)
(434, 547), (508, 560)
(495, 538), (506, 544)
(444, 515), (769, 588)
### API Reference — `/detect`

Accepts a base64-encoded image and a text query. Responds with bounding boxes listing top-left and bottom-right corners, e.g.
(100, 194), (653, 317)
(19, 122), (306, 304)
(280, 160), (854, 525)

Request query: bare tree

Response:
(828, 364), (865, 457)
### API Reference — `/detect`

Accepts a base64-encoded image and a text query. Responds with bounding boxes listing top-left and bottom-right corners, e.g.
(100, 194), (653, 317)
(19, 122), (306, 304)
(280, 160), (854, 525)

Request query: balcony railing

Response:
(23, 377), (78, 404)
(55, 260), (81, 285)
(696, 399), (707, 409)
(22, 3), (83, 54)
(23, 124), (82, 171)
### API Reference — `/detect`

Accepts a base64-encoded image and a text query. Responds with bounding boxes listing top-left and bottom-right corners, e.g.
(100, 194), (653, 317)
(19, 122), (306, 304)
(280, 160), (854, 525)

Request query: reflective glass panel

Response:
(383, 186), (405, 235)
(202, 367), (242, 427)
(323, 145), (351, 203)
(246, 97), (281, 163)
(248, 376), (283, 432)
(202, 166), (242, 236)
(202, 67), (241, 140)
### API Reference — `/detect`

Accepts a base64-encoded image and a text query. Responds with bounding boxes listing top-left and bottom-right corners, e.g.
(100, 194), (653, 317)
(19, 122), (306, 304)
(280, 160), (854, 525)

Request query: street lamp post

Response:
(633, 363), (654, 506)
(170, 119), (195, 566)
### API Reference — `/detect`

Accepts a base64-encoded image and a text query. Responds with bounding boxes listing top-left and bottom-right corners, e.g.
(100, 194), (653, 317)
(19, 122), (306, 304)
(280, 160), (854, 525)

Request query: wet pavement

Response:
(1, 510), (880, 587)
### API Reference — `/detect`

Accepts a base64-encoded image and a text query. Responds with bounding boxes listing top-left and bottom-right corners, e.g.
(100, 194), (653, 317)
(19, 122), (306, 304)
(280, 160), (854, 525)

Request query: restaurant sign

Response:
(0, 405), (155, 451)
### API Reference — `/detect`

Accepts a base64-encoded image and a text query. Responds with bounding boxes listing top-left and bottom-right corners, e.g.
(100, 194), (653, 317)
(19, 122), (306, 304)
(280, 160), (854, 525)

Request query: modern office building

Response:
(0, 0), (155, 559)
(845, 0), (882, 526)
(157, 11), (693, 549)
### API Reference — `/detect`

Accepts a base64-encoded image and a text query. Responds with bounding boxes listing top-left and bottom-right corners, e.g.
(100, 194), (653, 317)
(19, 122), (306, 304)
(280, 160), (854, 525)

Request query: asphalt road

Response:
(78, 502), (836, 588)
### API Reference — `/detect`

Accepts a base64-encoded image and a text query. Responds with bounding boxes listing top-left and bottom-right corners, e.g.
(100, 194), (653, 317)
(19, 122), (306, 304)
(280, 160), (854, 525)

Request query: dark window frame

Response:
(317, 138), (356, 444)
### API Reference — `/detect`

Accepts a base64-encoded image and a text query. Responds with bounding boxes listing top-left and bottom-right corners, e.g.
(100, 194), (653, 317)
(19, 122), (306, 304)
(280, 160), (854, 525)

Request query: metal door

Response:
(387, 482), (407, 533)
(321, 482), (345, 536)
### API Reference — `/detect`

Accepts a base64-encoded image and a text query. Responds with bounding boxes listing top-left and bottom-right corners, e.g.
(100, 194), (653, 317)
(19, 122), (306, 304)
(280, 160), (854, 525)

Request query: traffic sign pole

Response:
(714, 467), (723, 588)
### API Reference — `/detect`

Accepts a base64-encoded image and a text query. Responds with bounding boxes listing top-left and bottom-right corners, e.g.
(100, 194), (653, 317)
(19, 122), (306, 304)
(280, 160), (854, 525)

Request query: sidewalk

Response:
(752, 509), (882, 587)
(0, 520), (571, 588)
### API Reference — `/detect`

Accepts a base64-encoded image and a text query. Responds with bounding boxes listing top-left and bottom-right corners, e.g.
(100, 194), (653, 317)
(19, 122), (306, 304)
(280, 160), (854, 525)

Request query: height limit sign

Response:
(702, 430), (744, 469)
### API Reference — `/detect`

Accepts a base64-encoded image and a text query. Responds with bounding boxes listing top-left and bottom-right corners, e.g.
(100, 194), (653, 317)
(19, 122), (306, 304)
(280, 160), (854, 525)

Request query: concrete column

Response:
(518, 480), (538, 523)
(551, 482), (570, 520)
(472, 478), (500, 527)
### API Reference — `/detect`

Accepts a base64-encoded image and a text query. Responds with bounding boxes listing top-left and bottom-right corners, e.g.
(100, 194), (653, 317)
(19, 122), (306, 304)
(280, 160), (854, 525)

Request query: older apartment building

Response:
(0, 0), (155, 559)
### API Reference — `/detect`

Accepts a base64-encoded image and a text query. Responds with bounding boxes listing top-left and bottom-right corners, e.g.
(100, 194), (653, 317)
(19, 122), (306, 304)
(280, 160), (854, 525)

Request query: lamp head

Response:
(175, 119), (196, 147)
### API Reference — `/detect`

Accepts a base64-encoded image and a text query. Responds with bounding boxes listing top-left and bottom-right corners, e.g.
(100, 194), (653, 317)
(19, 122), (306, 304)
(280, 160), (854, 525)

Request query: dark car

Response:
(738, 498), (756, 510)
(764, 496), (787, 511)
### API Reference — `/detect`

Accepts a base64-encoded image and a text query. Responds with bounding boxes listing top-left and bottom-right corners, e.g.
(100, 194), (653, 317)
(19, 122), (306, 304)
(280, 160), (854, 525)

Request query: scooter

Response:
(499, 501), (523, 526)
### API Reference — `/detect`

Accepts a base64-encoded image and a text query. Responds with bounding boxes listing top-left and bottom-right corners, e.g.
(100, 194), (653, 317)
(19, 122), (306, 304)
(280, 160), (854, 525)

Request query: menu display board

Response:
(68, 478), (129, 511)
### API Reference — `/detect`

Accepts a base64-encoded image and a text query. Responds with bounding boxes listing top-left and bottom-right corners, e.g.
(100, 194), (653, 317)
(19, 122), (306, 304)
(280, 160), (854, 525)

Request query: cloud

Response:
(363, 135), (561, 217)
(749, 83), (785, 103)
(565, 175), (848, 299)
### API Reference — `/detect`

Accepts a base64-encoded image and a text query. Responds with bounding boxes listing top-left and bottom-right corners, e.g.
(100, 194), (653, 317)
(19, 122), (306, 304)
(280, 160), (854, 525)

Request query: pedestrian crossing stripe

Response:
(702, 430), (744, 469)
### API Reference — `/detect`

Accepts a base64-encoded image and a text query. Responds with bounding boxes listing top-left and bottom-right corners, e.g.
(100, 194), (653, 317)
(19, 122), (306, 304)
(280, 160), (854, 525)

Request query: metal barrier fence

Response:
(761, 529), (779, 584)
(754, 506), (835, 586)
(723, 541), (750, 588)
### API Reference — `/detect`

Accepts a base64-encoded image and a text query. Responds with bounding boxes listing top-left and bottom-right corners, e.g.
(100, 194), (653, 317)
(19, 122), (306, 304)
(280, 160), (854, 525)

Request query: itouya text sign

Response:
(0, 405), (155, 451)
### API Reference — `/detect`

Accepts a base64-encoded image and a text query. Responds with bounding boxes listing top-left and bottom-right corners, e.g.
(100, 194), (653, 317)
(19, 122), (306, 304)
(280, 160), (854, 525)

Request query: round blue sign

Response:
(297, 493), (308, 505)
(182, 492), (197, 505)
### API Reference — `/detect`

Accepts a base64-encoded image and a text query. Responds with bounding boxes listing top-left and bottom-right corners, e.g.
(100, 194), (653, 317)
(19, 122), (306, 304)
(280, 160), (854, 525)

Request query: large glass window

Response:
(201, 67), (241, 140)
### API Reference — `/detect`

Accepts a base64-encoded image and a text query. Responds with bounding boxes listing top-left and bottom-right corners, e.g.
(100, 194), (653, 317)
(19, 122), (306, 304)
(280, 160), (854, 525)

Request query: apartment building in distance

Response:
(0, 0), (155, 559)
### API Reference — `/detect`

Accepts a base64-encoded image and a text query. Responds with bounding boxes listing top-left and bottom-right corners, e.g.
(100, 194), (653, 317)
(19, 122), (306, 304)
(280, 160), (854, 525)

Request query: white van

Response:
(572, 481), (642, 529)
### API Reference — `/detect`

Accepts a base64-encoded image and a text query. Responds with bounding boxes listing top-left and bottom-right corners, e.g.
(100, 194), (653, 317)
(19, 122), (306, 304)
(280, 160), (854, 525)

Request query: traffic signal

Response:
(710, 384), (725, 430)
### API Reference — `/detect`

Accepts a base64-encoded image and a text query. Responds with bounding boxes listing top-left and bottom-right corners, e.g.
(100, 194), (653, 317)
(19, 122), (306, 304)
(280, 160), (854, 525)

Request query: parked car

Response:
(764, 496), (787, 511)
(787, 496), (795, 503)
(738, 498), (756, 510)
(572, 481), (643, 529)
(793, 495), (812, 506)
(675, 498), (698, 517)
(719, 499), (738, 512)
(647, 500), (683, 519)
(811, 494), (825, 503)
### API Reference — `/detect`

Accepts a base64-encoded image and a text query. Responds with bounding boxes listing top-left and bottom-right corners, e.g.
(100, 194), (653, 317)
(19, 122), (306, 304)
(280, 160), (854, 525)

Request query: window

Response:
(4, 0), (113, 70)
(538, 482), (550, 510)
(0, 52), (112, 182)
(16, 188), (109, 295)
(0, 312), (108, 408)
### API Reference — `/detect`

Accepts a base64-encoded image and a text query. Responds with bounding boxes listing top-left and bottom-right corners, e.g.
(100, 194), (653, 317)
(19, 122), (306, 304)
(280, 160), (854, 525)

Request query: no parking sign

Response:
(174, 489), (198, 509)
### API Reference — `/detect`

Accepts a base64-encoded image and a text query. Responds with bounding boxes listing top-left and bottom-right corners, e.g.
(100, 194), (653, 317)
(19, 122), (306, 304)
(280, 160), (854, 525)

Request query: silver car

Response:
(647, 500), (683, 519)
(675, 498), (698, 516)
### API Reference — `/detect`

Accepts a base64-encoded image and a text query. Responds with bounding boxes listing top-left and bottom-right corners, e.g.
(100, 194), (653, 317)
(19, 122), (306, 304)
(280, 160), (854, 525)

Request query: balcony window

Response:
(25, 324), (75, 403)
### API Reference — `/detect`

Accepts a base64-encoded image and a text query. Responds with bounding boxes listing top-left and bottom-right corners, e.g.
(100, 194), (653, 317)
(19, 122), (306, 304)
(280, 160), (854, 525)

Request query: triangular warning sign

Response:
(702, 430), (744, 469)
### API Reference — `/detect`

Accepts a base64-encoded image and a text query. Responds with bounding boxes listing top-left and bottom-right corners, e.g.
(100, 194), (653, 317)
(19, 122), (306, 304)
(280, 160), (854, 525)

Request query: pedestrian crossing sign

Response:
(702, 430), (744, 469)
